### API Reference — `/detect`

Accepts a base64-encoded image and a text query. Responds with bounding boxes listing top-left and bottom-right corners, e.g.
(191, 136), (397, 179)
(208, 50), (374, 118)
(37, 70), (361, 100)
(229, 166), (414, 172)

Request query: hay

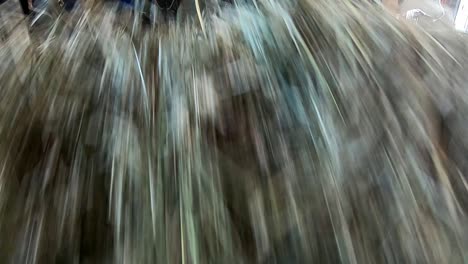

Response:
(1, 0), (468, 263)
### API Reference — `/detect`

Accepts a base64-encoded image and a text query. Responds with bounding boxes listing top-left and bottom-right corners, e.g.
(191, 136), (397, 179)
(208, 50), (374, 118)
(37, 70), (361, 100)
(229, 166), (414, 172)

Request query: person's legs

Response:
(63, 0), (77, 12)
(18, 0), (30, 15)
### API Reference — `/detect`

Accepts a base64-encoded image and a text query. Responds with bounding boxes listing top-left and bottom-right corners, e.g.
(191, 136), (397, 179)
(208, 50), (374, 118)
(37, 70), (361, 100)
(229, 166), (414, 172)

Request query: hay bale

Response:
(1, 0), (468, 263)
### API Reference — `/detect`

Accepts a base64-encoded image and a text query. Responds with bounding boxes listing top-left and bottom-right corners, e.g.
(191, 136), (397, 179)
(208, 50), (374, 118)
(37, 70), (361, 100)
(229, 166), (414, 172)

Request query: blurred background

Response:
(1, 0), (468, 263)
(382, 0), (463, 29)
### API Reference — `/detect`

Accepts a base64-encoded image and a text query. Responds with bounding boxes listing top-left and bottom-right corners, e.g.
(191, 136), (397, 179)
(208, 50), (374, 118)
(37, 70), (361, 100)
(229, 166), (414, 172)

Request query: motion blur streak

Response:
(1, 0), (468, 263)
